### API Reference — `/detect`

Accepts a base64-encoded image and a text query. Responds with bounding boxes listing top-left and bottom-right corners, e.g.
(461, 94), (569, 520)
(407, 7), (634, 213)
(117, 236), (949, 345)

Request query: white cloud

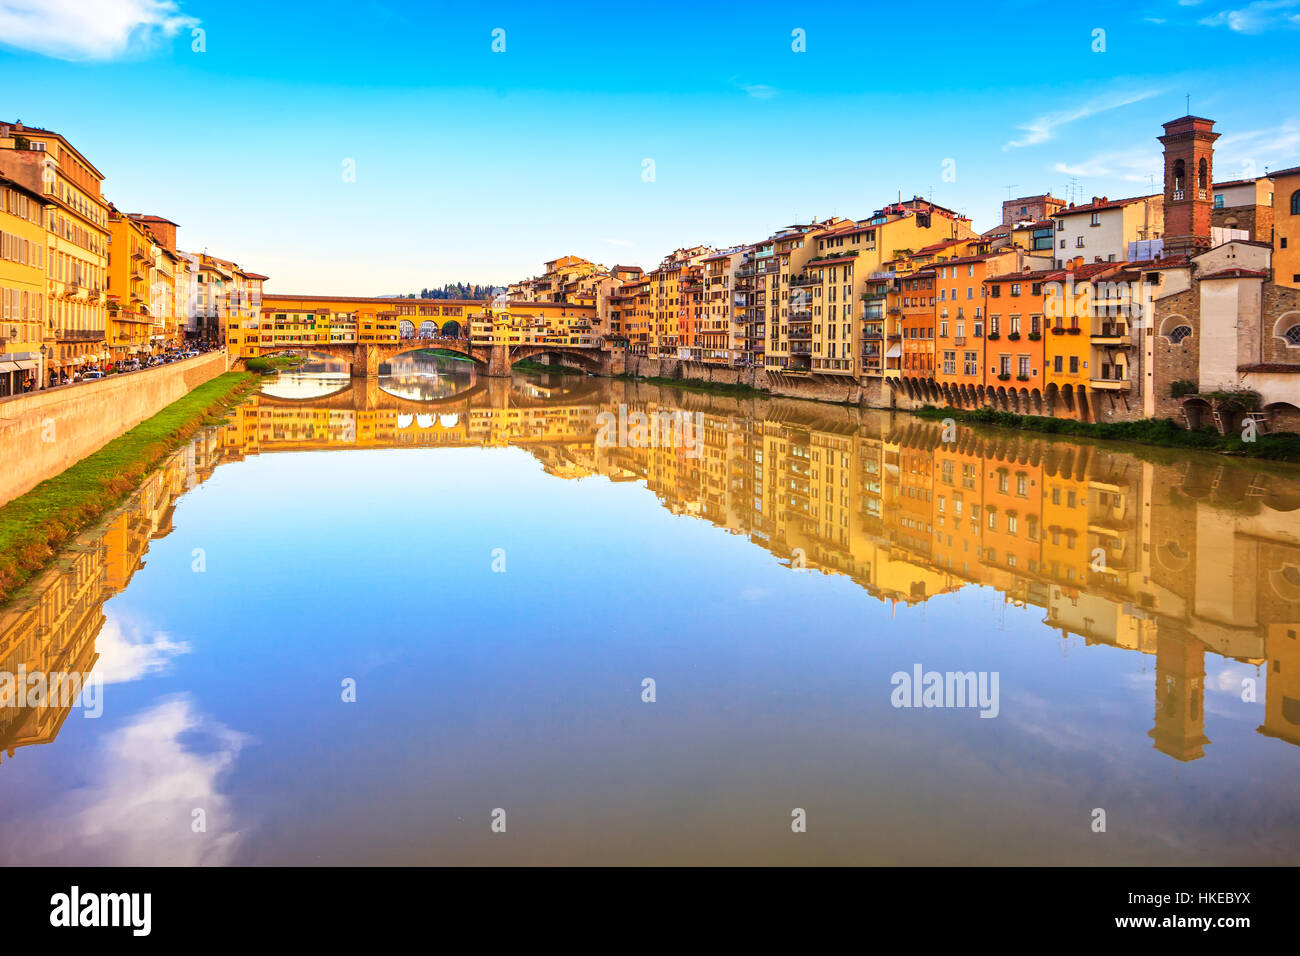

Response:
(1215, 122), (1300, 175)
(5, 696), (250, 865)
(95, 613), (191, 684)
(741, 84), (777, 100)
(1003, 89), (1164, 150)
(1199, 0), (1300, 33)
(0, 0), (198, 61)
(1053, 147), (1161, 183)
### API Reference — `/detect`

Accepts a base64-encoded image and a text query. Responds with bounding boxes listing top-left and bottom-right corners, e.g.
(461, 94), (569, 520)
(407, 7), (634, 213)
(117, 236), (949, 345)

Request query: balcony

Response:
(1090, 374), (1130, 390)
(788, 330), (812, 341)
(789, 274), (819, 287)
(1092, 323), (1132, 346)
(55, 328), (106, 342)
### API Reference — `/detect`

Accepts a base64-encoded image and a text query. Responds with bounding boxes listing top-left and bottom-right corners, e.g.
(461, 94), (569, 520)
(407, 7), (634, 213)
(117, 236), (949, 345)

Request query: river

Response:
(0, 363), (1297, 865)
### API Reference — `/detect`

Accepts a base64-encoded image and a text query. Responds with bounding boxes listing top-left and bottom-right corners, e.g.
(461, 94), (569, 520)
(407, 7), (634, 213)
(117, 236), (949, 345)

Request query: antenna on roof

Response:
(1185, 93), (1191, 115)
(1003, 184), (1019, 200)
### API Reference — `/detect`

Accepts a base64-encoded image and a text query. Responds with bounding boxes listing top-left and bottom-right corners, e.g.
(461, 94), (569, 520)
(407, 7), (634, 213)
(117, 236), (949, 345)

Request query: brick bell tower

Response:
(1159, 115), (1219, 258)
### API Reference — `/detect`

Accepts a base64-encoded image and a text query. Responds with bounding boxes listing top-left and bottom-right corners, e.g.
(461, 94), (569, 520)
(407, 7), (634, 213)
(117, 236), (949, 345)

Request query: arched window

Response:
(1292, 190), (1300, 216)
(1172, 159), (1185, 192)
(1286, 325), (1300, 346)
(1197, 157), (1208, 191)
(1169, 325), (1192, 344)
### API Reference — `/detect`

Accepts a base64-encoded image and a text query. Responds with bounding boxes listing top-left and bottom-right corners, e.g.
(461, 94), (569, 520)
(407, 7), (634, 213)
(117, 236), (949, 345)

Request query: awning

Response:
(12, 359), (37, 370)
(885, 344), (902, 358)
(0, 361), (18, 373)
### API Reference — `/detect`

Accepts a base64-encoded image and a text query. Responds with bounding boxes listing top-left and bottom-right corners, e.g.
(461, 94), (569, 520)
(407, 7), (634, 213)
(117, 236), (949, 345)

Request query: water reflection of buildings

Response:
(4, 381), (1300, 764)
(0, 429), (225, 763)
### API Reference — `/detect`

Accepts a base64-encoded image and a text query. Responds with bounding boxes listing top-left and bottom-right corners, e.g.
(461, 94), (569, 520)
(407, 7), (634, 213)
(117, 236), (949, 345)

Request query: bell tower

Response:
(1159, 115), (1219, 258)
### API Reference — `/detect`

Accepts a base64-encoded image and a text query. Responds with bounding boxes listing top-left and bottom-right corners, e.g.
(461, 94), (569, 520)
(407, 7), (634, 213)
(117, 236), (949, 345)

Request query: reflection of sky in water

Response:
(0, 381), (1298, 864)
(259, 371), (352, 399)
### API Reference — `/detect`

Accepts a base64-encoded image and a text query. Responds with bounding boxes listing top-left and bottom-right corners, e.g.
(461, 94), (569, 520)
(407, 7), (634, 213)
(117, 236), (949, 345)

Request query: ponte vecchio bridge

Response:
(265, 337), (621, 379)
(240, 294), (627, 378)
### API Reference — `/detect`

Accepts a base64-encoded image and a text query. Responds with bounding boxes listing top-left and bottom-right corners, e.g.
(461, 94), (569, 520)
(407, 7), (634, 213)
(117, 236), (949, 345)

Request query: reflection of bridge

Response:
(247, 336), (624, 380)
(257, 374), (607, 413)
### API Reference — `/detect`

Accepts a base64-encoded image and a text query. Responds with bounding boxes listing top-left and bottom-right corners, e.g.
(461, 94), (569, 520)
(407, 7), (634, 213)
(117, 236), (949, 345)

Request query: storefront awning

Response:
(12, 359), (36, 370)
(0, 361), (18, 373)
(885, 344), (902, 358)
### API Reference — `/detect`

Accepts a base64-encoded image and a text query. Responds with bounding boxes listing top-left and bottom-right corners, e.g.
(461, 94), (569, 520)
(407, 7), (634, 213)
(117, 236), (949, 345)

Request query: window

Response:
(1168, 325), (1192, 344)
(1075, 236), (1085, 248)
(999, 355), (1011, 375)
(1010, 284), (1021, 297)
(1214, 194), (1224, 209)
(1292, 190), (1300, 215)
(1069, 356), (1079, 373)
(964, 351), (978, 375)
(943, 350), (956, 374)
(1090, 212), (1101, 226)
(1286, 325), (1300, 346)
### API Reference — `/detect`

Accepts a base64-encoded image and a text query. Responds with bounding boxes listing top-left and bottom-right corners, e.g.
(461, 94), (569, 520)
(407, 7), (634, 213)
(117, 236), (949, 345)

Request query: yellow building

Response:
(0, 172), (48, 395)
(0, 122), (110, 381)
(106, 208), (157, 362)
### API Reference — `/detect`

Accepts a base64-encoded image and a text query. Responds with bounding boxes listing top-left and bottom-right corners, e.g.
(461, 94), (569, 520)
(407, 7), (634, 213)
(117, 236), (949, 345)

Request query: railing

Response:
(55, 329), (106, 342)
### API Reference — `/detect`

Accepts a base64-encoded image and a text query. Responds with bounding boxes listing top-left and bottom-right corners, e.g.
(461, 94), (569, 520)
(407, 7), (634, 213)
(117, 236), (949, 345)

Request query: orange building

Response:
(983, 270), (1053, 408)
(899, 268), (936, 380)
(932, 250), (1019, 401)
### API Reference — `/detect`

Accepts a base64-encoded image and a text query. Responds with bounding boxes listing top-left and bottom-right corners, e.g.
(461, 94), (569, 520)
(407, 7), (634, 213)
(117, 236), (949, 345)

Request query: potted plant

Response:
(1067, 327), (1082, 335)
(1017, 374), (1030, 382)
(997, 372), (1011, 382)
(987, 331), (1000, 340)
(1007, 332), (1021, 341)
(1028, 332), (1041, 341)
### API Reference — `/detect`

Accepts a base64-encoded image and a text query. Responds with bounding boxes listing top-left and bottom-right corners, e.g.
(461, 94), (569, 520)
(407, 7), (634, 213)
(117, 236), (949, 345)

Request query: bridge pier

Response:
(351, 344), (380, 379)
(486, 344), (512, 378)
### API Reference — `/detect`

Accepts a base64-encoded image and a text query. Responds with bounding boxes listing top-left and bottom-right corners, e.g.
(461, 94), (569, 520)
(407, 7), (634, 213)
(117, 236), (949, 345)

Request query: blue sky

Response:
(1, 0), (1297, 293)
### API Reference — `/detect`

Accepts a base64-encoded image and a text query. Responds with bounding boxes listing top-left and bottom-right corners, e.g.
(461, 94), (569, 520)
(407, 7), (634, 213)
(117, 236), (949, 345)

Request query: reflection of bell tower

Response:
(1159, 115), (1219, 259)
(1149, 624), (1210, 760)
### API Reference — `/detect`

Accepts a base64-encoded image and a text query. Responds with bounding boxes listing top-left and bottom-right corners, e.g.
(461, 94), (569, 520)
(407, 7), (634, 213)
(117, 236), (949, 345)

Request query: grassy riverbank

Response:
(0, 371), (258, 605)
(619, 374), (772, 398)
(513, 358), (586, 375)
(913, 405), (1300, 462)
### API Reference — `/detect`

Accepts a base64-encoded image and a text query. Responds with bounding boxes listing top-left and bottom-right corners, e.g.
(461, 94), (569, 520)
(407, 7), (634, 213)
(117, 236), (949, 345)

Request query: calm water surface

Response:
(1, 366), (1298, 865)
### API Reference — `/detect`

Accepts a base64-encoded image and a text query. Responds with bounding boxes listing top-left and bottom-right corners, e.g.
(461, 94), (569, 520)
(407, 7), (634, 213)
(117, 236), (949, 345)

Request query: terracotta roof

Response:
(983, 270), (1056, 283)
(1198, 268), (1269, 280)
(916, 238), (972, 254)
(1042, 262), (1116, 281)
(1140, 255), (1191, 270)
(1055, 195), (1155, 216)
(1238, 363), (1300, 373)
